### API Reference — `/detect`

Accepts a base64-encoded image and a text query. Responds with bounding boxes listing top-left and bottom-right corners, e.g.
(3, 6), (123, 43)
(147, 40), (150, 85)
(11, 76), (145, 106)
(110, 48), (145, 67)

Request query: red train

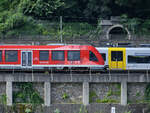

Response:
(0, 45), (104, 70)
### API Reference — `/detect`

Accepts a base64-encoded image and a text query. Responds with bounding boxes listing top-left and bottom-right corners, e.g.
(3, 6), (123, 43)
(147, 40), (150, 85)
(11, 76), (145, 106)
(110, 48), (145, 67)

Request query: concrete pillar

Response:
(83, 82), (89, 105)
(121, 81), (127, 105)
(44, 82), (51, 106)
(6, 82), (12, 106)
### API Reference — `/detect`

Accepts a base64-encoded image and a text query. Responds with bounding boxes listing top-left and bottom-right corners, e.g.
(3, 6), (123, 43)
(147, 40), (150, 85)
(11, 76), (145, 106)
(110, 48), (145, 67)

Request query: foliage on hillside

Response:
(0, 0), (150, 37)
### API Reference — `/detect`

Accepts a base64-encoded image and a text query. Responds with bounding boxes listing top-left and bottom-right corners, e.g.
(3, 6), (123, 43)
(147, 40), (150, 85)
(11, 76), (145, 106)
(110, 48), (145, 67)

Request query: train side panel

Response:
(126, 48), (150, 70)
(96, 47), (109, 68)
(96, 47), (126, 70)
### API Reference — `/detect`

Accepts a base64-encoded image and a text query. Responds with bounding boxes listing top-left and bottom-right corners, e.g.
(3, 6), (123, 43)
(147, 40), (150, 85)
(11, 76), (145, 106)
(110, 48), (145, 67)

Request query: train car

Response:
(0, 45), (104, 70)
(97, 47), (150, 70)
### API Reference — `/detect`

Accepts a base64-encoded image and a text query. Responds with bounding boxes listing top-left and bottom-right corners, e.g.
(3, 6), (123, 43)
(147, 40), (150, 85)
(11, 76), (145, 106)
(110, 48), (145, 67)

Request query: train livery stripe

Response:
(0, 64), (104, 68)
(32, 65), (104, 68)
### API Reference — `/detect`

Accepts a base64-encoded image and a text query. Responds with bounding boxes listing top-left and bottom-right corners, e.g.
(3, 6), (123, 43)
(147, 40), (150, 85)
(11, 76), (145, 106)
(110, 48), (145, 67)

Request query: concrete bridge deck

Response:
(1, 72), (150, 106)
(0, 72), (149, 83)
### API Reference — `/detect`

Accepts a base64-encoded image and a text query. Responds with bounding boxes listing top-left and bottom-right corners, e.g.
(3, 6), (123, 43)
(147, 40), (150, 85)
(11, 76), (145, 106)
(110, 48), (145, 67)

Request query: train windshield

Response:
(89, 51), (98, 61)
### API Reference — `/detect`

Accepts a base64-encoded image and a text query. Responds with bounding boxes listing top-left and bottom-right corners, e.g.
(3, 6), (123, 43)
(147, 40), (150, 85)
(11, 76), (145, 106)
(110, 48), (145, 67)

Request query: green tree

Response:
(18, 0), (64, 17)
(0, 0), (64, 35)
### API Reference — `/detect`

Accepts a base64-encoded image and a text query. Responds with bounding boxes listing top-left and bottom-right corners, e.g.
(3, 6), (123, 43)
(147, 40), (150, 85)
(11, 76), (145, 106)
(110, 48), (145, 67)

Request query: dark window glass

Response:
(52, 51), (64, 61)
(39, 51), (49, 61)
(111, 51), (123, 61)
(90, 51), (98, 61)
(128, 55), (150, 63)
(5, 50), (18, 62)
(101, 53), (106, 61)
(28, 52), (32, 66)
(0, 51), (2, 62)
(68, 51), (80, 61)
(22, 52), (26, 66)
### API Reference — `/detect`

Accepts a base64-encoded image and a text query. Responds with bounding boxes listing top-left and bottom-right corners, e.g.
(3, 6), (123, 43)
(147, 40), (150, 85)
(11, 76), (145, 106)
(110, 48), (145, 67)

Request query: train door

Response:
(21, 51), (32, 68)
(108, 48), (126, 70)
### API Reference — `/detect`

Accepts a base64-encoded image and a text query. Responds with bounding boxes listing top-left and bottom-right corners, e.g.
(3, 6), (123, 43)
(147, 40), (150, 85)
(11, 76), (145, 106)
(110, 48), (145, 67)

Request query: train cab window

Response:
(5, 50), (18, 62)
(128, 55), (150, 63)
(89, 51), (98, 61)
(0, 51), (2, 62)
(68, 51), (80, 61)
(39, 50), (49, 61)
(52, 51), (64, 61)
(101, 53), (106, 61)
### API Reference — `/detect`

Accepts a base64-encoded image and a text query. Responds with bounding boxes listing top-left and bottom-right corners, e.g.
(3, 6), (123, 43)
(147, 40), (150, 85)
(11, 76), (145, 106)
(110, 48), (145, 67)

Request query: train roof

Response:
(0, 45), (95, 50)
(96, 47), (150, 50)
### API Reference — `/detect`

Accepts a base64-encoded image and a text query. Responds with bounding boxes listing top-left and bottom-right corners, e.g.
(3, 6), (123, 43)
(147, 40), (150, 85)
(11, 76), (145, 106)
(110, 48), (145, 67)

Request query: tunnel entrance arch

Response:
(106, 24), (131, 40)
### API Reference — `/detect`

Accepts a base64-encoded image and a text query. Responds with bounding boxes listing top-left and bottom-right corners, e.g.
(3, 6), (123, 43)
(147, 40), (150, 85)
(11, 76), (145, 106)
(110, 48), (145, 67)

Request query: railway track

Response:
(0, 69), (150, 75)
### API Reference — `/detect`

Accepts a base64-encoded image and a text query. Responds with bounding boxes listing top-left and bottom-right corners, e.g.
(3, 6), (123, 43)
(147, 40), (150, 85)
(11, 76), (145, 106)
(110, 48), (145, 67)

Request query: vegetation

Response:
(145, 83), (150, 102)
(0, 0), (150, 38)
(124, 111), (131, 113)
(54, 108), (61, 113)
(79, 106), (88, 113)
(62, 92), (69, 99)
(96, 98), (119, 103)
(13, 82), (43, 104)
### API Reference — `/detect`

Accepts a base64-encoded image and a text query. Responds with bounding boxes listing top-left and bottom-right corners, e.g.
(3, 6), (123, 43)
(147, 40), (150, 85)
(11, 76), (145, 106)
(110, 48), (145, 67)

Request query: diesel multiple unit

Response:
(1, 44), (150, 71)
(97, 47), (150, 70)
(0, 45), (104, 70)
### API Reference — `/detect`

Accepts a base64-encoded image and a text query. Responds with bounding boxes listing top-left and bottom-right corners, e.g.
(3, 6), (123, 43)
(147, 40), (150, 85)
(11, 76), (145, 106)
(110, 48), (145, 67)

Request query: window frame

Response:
(67, 50), (80, 61)
(39, 50), (49, 61)
(0, 50), (2, 62)
(111, 51), (123, 61)
(52, 50), (65, 61)
(5, 50), (18, 62)
(128, 55), (150, 64)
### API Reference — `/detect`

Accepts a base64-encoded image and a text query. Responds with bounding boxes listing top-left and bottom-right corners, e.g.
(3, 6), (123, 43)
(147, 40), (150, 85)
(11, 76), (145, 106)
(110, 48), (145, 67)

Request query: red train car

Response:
(0, 45), (104, 70)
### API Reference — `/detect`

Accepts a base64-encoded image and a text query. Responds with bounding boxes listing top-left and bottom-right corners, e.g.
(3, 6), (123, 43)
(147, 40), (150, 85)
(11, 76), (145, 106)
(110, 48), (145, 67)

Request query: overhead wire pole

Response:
(60, 16), (63, 43)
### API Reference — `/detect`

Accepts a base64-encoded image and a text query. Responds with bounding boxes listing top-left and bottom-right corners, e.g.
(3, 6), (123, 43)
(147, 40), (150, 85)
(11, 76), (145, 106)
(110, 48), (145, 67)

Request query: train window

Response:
(101, 53), (106, 61)
(111, 51), (123, 61)
(128, 55), (150, 63)
(39, 51), (49, 61)
(68, 51), (80, 61)
(90, 51), (98, 61)
(52, 51), (64, 61)
(5, 50), (18, 62)
(0, 51), (2, 62)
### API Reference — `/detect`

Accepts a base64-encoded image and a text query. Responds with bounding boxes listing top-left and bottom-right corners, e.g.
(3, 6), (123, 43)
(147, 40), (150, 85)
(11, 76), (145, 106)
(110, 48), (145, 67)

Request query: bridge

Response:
(1, 71), (150, 107)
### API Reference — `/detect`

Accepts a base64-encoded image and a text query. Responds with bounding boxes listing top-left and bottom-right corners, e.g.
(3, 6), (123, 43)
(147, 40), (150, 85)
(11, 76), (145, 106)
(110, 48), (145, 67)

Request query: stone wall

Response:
(1, 73), (150, 112)
(33, 82), (44, 100)
(10, 82), (150, 105)
(0, 82), (6, 96)
(2, 104), (150, 113)
(128, 83), (147, 103)
(51, 83), (82, 104)
(90, 83), (121, 103)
